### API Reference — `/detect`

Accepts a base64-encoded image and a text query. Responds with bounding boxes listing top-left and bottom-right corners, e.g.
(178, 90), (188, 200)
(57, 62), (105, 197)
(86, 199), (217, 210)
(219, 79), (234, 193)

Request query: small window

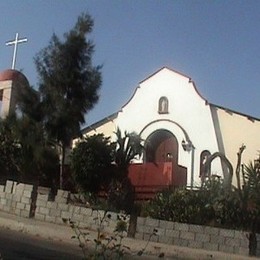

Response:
(200, 150), (211, 180)
(158, 96), (168, 114)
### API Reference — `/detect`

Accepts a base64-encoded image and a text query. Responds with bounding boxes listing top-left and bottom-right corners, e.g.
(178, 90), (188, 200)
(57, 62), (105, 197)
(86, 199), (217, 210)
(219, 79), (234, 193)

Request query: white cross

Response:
(6, 33), (28, 70)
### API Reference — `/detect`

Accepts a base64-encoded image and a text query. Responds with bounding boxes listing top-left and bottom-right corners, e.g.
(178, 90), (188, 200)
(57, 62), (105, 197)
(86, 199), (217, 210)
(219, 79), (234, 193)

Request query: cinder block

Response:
(16, 202), (25, 210)
(5, 180), (13, 193)
(61, 210), (72, 219)
(46, 201), (58, 209)
(234, 230), (248, 240)
(225, 237), (240, 247)
(25, 204), (31, 211)
(195, 233), (210, 243)
(137, 217), (145, 226)
(210, 234), (225, 245)
(71, 213), (84, 222)
(165, 229), (180, 238)
(16, 183), (25, 191)
(189, 224), (205, 233)
(159, 235), (173, 244)
(188, 240), (203, 249)
(142, 225), (155, 234)
(57, 203), (69, 211)
(14, 208), (21, 216)
(174, 222), (189, 232)
(45, 215), (56, 223)
(3, 205), (11, 212)
(57, 189), (69, 198)
(219, 244), (235, 254)
(180, 231), (195, 241)
(55, 197), (68, 203)
(154, 227), (165, 236)
(240, 237), (249, 248)
(21, 210), (30, 218)
(50, 208), (61, 217)
(203, 242), (219, 251)
(219, 228), (235, 238)
(37, 194), (49, 201)
(0, 198), (7, 205)
(23, 190), (32, 198)
(21, 197), (31, 204)
(35, 213), (45, 221)
(173, 238), (188, 247)
(0, 185), (5, 192)
(145, 217), (159, 227)
(36, 199), (47, 207)
(5, 193), (13, 200)
(80, 207), (92, 216)
(13, 194), (22, 202)
(159, 220), (174, 229)
(24, 184), (33, 191)
(0, 191), (5, 198)
(205, 226), (220, 235)
(39, 207), (49, 215)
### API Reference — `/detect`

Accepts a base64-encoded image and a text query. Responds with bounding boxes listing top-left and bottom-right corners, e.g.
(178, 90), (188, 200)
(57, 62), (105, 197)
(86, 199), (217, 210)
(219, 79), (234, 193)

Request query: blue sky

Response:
(0, 0), (259, 125)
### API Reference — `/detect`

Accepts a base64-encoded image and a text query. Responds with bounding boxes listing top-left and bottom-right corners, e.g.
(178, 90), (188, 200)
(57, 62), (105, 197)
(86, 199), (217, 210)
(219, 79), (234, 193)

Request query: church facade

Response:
(78, 67), (260, 195)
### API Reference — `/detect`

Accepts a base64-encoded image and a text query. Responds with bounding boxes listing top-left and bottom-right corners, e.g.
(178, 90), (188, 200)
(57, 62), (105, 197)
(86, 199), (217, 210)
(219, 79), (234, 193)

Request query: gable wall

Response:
(115, 68), (222, 187)
(214, 107), (260, 182)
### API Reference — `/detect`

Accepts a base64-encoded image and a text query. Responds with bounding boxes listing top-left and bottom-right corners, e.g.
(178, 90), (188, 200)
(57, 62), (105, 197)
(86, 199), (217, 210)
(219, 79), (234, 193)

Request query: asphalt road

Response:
(0, 228), (83, 260)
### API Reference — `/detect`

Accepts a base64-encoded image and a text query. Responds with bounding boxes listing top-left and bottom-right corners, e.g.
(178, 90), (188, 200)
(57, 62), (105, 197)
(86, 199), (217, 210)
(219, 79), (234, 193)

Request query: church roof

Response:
(0, 69), (29, 86)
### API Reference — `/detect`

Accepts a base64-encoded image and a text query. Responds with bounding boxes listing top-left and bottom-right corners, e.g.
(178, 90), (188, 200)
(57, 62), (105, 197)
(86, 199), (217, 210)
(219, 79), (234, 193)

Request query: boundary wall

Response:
(0, 180), (252, 256)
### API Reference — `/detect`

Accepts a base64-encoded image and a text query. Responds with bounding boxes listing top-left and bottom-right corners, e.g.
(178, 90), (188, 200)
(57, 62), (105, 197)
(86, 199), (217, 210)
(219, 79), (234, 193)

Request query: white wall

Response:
(115, 68), (223, 187)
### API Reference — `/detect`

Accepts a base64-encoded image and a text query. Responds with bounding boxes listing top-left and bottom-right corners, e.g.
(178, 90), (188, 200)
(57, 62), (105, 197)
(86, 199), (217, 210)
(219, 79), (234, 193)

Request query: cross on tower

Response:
(6, 33), (28, 70)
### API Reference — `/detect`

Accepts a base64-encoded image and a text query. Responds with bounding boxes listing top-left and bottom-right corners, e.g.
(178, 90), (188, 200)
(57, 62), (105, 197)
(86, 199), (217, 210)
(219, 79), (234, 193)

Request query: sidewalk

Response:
(0, 210), (257, 259)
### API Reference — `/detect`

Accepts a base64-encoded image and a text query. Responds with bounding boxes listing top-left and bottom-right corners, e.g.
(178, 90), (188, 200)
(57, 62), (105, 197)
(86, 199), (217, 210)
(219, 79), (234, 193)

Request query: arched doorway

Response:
(145, 129), (178, 165)
(128, 129), (187, 199)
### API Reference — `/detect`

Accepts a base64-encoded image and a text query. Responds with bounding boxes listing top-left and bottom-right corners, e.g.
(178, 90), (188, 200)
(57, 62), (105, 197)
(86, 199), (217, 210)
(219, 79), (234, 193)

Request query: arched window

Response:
(158, 96), (169, 114)
(200, 150), (211, 181)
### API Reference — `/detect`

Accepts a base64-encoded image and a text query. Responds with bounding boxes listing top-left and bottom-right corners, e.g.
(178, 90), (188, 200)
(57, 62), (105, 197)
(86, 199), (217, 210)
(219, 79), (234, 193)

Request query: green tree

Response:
(71, 134), (115, 196)
(34, 13), (102, 188)
(108, 128), (143, 212)
(0, 115), (21, 183)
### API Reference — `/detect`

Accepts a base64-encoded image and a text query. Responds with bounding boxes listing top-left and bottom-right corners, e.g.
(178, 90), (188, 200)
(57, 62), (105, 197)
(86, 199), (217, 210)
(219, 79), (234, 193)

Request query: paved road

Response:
(0, 228), (82, 260)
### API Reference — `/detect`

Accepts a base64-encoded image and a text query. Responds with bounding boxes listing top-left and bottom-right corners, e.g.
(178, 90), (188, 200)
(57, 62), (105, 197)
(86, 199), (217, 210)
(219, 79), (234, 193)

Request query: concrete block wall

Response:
(0, 180), (34, 218)
(35, 188), (129, 234)
(0, 180), (253, 256)
(136, 217), (249, 256)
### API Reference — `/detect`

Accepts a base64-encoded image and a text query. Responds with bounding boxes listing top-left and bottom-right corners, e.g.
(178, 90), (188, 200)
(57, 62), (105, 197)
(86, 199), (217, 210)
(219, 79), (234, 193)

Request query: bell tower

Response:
(0, 69), (29, 118)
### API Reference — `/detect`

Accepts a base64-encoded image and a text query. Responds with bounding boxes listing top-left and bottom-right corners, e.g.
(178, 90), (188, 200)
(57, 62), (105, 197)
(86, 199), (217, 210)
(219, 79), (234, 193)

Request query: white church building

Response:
(79, 67), (260, 194)
(0, 67), (259, 197)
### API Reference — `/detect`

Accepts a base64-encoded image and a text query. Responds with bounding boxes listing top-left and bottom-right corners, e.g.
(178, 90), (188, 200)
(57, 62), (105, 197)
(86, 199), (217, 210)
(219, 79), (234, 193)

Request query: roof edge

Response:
(210, 103), (260, 122)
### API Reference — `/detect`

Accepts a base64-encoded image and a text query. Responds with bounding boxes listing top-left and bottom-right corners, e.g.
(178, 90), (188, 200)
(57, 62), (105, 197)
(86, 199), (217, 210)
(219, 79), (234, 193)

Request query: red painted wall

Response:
(128, 162), (187, 199)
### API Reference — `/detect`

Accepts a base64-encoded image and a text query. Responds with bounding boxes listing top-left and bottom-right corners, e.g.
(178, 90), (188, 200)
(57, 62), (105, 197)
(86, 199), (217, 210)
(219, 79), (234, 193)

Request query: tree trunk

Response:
(59, 145), (65, 189)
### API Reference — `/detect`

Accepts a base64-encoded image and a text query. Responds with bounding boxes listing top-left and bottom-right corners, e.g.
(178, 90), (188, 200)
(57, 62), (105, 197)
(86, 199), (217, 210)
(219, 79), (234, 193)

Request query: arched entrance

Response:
(145, 129), (178, 165)
(128, 129), (187, 199)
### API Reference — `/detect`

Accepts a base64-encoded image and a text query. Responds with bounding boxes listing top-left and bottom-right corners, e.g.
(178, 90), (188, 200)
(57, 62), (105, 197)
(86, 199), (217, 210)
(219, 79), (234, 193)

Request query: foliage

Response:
(0, 113), (59, 185)
(145, 185), (215, 225)
(67, 211), (130, 259)
(34, 12), (102, 188)
(71, 134), (115, 195)
(0, 115), (21, 182)
(107, 129), (143, 213)
(114, 128), (143, 175)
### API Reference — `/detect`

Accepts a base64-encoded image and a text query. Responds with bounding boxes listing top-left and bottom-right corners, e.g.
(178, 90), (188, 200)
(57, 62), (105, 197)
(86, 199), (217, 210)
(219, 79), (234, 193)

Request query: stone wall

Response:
(0, 180), (253, 256)
(0, 180), (35, 218)
(135, 217), (249, 256)
(35, 186), (129, 234)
